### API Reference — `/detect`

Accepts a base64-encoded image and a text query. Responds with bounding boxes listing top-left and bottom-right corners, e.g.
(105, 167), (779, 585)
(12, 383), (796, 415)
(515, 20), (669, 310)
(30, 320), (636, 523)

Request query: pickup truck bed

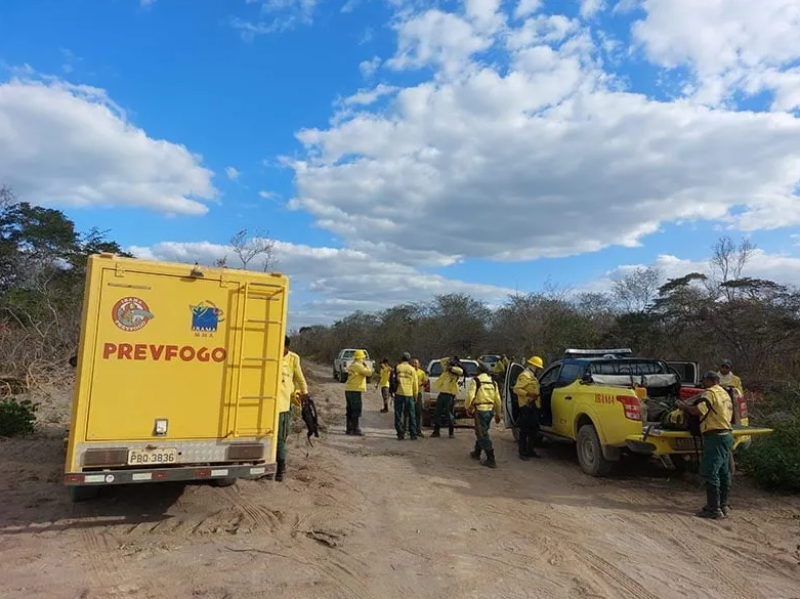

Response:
(626, 424), (772, 455)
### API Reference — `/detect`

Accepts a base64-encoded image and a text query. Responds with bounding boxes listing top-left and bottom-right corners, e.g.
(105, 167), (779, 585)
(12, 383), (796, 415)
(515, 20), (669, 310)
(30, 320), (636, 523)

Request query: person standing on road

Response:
(279, 336), (309, 482)
(719, 360), (744, 395)
(376, 358), (392, 413)
(394, 352), (419, 440)
(431, 356), (464, 438)
(466, 362), (502, 468)
(677, 370), (734, 519)
(513, 356), (544, 460)
(413, 358), (427, 438)
(345, 350), (373, 436)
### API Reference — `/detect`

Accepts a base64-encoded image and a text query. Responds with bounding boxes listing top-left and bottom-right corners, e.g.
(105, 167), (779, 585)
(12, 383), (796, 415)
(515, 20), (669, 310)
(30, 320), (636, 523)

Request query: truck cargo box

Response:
(64, 254), (289, 501)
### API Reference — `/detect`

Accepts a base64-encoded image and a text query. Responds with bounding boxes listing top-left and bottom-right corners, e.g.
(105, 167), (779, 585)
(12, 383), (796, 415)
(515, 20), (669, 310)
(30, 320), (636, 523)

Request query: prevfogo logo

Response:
(102, 343), (227, 363)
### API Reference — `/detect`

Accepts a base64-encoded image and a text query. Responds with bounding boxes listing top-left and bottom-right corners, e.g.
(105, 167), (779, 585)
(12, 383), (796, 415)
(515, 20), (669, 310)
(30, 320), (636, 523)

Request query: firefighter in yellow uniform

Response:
(718, 360), (743, 395)
(279, 335), (308, 482)
(513, 356), (544, 460)
(678, 371), (734, 519)
(466, 363), (502, 468)
(376, 358), (392, 413)
(345, 350), (373, 436)
(432, 357), (464, 438)
(403, 358), (428, 437)
(394, 353), (419, 440)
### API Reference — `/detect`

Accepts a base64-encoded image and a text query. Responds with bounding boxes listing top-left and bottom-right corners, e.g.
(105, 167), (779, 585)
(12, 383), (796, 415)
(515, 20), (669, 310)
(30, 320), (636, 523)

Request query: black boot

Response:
(431, 426), (441, 438)
(696, 483), (723, 519)
(470, 444), (481, 460)
(518, 433), (530, 460)
(720, 485), (731, 516)
(353, 416), (363, 436)
(482, 449), (497, 469)
(275, 460), (286, 482)
(448, 425), (455, 439)
(526, 436), (541, 459)
(345, 415), (353, 435)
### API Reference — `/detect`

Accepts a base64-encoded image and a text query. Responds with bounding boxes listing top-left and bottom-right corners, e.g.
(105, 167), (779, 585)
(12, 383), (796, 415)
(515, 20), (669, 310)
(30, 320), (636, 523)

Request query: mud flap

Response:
(602, 444), (622, 462)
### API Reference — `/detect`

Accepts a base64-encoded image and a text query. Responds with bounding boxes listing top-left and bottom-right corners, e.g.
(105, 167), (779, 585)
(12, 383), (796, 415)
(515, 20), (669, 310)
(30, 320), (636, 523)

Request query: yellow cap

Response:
(354, 349), (366, 359)
(527, 356), (544, 369)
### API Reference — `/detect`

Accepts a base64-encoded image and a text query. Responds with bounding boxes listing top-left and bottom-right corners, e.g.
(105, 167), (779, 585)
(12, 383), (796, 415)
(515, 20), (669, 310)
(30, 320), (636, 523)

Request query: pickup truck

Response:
(503, 352), (772, 476)
(421, 358), (480, 427)
(333, 349), (374, 383)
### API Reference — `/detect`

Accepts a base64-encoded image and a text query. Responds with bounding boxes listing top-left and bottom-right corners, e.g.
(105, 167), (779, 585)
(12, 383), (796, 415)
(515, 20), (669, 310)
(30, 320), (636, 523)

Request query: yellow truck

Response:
(503, 350), (773, 476)
(64, 254), (288, 501)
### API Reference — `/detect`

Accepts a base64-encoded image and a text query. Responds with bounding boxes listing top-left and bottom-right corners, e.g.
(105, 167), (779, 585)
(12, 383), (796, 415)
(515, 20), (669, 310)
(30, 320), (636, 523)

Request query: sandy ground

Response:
(1, 362), (799, 599)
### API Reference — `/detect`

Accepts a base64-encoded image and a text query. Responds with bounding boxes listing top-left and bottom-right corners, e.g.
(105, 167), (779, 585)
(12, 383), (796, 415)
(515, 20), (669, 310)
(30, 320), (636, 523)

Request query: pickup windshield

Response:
(341, 350), (370, 360)
(588, 360), (667, 376)
(429, 361), (479, 377)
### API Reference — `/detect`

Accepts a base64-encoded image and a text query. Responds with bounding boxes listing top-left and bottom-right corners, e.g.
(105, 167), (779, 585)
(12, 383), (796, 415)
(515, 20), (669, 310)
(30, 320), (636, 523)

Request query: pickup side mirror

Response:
(580, 372), (593, 385)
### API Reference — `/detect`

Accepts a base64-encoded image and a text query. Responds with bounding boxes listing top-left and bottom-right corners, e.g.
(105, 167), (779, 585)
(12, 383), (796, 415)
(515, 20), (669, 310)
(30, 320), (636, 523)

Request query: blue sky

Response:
(1, 0), (800, 326)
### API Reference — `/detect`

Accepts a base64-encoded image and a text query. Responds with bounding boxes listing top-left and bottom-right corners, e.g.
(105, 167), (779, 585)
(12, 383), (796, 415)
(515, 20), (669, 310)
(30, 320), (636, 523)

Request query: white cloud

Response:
(282, 3), (800, 268)
(225, 166), (241, 180)
(514, 0), (542, 20)
(0, 75), (216, 215)
(359, 56), (382, 77)
(259, 190), (277, 199)
(602, 249), (800, 290)
(130, 239), (515, 326)
(632, 0), (800, 111)
(233, 0), (319, 39)
(578, 0), (606, 19)
(342, 84), (398, 106)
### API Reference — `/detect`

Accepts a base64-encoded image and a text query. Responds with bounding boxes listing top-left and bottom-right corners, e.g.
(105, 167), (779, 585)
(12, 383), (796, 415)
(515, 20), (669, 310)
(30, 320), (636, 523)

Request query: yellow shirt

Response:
(345, 360), (373, 392)
(696, 384), (733, 433)
(433, 358), (463, 395)
(395, 362), (419, 397)
(466, 373), (501, 413)
(415, 368), (428, 395)
(719, 372), (743, 395)
(379, 364), (392, 388)
(492, 361), (504, 375)
(513, 369), (540, 408)
(280, 351), (308, 413)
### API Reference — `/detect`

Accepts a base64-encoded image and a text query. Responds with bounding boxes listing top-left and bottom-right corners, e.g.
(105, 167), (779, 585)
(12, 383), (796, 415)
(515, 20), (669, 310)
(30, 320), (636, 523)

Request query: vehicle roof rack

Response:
(563, 348), (633, 359)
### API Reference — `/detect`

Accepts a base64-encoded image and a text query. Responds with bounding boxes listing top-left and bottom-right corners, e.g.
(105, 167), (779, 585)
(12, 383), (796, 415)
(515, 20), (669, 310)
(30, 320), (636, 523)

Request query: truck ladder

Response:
(229, 280), (286, 438)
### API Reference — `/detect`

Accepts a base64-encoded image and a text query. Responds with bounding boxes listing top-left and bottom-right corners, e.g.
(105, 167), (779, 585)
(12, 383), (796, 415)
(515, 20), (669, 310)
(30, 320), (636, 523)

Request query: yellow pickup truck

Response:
(503, 350), (772, 476)
(64, 254), (288, 501)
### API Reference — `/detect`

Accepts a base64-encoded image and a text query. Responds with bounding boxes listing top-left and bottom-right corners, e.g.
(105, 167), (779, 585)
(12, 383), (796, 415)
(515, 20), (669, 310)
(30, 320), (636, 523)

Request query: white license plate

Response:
(127, 448), (178, 466)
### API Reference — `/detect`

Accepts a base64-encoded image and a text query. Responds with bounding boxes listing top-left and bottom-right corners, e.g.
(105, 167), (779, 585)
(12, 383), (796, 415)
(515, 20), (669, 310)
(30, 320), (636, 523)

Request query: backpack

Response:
(301, 396), (320, 445)
(389, 369), (398, 395)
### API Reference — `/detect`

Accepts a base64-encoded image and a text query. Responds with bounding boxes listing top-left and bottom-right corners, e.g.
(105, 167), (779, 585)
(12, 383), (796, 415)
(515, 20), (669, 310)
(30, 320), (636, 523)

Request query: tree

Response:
(611, 266), (663, 312)
(224, 228), (277, 271)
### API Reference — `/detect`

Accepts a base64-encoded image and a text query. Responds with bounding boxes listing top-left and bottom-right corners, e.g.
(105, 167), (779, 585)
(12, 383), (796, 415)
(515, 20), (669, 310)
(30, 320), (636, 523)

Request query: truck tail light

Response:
(737, 394), (748, 421)
(616, 395), (642, 421)
(64, 474), (85, 484)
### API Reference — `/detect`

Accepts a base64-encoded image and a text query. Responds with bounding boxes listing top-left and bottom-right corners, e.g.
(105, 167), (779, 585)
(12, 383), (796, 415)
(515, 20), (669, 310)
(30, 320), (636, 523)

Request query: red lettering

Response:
(149, 344), (165, 360)
(133, 344), (147, 360)
(164, 345), (178, 361)
(196, 347), (210, 362)
(100, 342), (227, 363)
(103, 343), (117, 359)
(118, 343), (133, 359)
(212, 348), (227, 363)
(179, 346), (196, 361)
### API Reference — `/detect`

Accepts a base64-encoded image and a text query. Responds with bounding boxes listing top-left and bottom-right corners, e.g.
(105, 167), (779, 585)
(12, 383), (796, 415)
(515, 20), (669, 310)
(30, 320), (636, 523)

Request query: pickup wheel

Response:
(339, 371), (348, 384)
(333, 369), (339, 382)
(422, 408), (432, 428)
(576, 424), (614, 477)
(211, 477), (236, 488)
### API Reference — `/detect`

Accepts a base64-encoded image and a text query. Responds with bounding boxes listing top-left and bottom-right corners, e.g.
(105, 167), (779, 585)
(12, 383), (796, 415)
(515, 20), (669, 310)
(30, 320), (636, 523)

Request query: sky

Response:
(1, 0), (800, 328)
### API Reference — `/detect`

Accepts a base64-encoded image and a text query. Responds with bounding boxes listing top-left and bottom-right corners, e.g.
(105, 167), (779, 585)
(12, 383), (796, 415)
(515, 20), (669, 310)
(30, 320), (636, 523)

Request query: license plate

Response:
(672, 437), (698, 451)
(127, 448), (178, 466)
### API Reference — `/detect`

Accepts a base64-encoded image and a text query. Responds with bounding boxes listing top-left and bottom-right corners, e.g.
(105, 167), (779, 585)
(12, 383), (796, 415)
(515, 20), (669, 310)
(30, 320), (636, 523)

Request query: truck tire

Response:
(333, 369), (339, 382)
(576, 424), (614, 477)
(69, 486), (100, 503)
(340, 371), (348, 384)
(211, 477), (236, 488)
(422, 409), (432, 428)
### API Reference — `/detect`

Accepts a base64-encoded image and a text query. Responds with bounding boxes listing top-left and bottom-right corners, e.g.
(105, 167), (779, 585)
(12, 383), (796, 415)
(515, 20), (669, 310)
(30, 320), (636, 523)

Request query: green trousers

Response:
(403, 394), (423, 435)
(700, 432), (734, 488)
(345, 391), (362, 421)
(433, 392), (455, 427)
(276, 410), (291, 462)
(473, 410), (494, 453)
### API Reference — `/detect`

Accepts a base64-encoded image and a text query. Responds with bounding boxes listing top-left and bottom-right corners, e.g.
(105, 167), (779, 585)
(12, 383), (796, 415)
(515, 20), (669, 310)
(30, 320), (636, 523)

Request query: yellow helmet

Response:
(527, 356), (544, 369)
(354, 349), (366, 359)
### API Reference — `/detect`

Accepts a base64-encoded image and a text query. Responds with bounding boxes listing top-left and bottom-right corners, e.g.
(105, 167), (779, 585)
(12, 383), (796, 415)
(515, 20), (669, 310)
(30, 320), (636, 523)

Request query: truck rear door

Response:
(503, 363), (524, 427)
(84, 262), (284, 442)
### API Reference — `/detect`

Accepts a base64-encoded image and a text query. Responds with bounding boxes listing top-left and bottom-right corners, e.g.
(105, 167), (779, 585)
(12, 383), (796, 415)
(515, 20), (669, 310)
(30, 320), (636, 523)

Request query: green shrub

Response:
(0, 397), (38, 437)
(739, 414), (800, 493)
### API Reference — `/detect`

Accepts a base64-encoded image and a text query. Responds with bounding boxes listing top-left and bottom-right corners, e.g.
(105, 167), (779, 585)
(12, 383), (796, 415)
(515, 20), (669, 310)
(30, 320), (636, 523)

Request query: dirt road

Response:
(2, 363), (799, 599)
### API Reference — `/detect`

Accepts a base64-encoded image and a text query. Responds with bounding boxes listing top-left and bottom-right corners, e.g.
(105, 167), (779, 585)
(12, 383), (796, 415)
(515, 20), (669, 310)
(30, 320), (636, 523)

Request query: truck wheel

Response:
(333, 370), (339, 381)
(69, 486), (100, 503)
(340, 371), (348, 384)
(576, 424), (614, 477)
(211, 477), (236, 488)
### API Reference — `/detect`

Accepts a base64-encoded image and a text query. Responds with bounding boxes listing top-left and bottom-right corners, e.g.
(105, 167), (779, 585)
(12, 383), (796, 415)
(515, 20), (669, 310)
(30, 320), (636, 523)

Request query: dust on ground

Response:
(1, 362), (799, 599)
